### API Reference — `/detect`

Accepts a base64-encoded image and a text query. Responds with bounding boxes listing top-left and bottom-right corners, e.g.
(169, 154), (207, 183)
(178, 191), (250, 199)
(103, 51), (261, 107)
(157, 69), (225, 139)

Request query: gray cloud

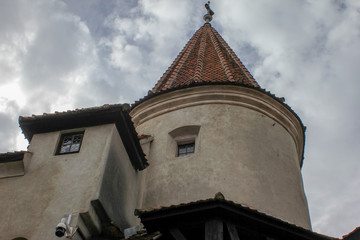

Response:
(0, 0), (359, 237)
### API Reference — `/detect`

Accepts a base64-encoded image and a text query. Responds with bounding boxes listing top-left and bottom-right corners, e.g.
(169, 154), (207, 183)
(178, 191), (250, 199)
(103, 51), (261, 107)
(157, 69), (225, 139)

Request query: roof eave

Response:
(138, 199), (336, 240)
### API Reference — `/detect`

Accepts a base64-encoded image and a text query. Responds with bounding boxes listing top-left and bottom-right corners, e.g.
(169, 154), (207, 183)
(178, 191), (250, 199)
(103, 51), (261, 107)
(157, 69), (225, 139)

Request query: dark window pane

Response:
(70, 143), (80, 152)
(63, 136), (72, 145)
(187, 145), (194, 153)
(73, 135), (82, 143)
(178, 142), (195, 157)
(179, 147), (187, 154)
(60, 145), (70, 153)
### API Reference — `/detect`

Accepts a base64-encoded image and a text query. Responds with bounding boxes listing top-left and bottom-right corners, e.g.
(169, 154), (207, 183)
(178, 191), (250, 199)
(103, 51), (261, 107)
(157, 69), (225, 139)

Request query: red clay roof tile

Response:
(135, 193), (336, 240)
(151, 23), (259, 94)
(0, 151), (30, 163)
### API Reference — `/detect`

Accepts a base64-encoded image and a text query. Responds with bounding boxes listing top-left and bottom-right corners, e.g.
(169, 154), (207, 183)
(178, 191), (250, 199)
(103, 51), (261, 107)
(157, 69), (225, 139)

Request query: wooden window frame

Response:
(56, 132), (84, 155)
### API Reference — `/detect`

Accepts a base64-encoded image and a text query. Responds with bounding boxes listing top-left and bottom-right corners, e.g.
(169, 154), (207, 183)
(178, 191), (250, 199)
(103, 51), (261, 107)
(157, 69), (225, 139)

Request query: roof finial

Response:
(203, 1), (214, 23)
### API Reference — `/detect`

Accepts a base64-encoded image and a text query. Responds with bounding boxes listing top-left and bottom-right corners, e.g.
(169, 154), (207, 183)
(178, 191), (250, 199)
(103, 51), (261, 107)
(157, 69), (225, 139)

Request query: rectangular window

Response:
(178, 142), (195, 157)
(57, 132), (84, 155)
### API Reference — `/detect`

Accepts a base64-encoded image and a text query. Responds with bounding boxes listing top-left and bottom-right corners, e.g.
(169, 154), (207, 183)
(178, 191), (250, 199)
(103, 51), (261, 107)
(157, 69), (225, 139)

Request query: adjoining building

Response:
(0, 3), (358, 240)
(1, 104), (147, 239)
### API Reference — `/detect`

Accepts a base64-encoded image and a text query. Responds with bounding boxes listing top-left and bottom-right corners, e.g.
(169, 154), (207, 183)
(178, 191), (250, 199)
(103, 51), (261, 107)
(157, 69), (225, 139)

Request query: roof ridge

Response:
(167, 27), (203, 89)
(0, 151), (30, 155)
(19, 103), (130, 121)
(208, 24), (235, 82)
(192, 25), (207, 83)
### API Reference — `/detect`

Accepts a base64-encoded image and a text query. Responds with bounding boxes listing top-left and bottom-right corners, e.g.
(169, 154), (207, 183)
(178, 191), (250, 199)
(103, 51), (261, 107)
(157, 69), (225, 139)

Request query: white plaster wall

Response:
(0, 124), (113, 239)
(99, 125), (144, 230)
(131, 85), (311, 229)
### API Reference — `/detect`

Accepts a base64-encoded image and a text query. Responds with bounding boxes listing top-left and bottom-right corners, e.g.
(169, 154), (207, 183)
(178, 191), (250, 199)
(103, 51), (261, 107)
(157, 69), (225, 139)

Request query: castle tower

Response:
(130, 8), (310, 229)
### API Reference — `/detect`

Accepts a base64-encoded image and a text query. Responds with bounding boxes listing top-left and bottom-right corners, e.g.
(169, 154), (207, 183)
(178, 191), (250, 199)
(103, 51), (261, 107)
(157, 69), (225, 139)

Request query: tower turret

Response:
(131, 8), (310, 229)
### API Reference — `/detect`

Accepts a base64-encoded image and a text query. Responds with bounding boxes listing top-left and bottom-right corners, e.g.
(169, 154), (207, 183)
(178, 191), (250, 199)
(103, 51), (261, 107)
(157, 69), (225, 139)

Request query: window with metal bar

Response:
(57, 132), (84, 155)
(177, 142), (195, 157)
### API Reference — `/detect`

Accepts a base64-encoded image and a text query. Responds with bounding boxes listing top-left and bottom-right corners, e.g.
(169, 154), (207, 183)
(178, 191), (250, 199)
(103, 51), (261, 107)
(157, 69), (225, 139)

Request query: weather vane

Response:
(203, 1), (215, 23)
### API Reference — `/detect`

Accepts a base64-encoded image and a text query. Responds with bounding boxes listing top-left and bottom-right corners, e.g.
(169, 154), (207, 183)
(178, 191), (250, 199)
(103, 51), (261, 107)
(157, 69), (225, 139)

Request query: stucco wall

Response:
(99, 125), (144, 230)
(0, 124), (113, 239)
(131, 85), (311, 229)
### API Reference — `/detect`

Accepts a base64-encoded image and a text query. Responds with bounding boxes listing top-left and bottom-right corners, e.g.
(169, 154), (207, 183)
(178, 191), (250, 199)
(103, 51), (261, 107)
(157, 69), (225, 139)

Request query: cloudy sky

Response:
(0, 0), (359, 237)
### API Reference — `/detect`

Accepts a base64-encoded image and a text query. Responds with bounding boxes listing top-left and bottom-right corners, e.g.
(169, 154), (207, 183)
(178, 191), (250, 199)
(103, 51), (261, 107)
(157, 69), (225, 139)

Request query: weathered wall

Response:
(99, 125), (144, 230)
(0, 124), (115, 239)
(131, 85), (311, 229)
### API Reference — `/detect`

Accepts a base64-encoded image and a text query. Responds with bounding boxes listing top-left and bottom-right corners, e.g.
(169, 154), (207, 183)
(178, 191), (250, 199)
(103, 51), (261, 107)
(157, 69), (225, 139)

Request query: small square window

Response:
(56, 132), (84, 155)
(177, 142), (195, 157)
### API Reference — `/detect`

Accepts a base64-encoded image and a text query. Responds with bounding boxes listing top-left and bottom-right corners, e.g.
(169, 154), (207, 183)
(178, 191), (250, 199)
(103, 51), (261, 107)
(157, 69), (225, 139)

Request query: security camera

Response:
(55, 214), (77, 238)
(55, 218), (67, 237)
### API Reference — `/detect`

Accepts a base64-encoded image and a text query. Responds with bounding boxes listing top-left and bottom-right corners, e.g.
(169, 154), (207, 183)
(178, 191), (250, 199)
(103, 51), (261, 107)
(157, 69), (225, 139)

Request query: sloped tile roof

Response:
(19, 104), (130, 122)
(19, 104), (130, 141)
(151, 23), (259, 94)
(136, 193), (337, 240)
(19, 104), (148, 170)
(342, 226), (360, 240)
(120, 230), (161, 240)
(0, 151), (30, 163)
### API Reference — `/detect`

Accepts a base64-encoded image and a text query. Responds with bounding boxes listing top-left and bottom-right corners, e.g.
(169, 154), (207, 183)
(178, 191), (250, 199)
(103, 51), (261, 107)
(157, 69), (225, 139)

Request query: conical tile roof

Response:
(151, 23), (259, 94)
